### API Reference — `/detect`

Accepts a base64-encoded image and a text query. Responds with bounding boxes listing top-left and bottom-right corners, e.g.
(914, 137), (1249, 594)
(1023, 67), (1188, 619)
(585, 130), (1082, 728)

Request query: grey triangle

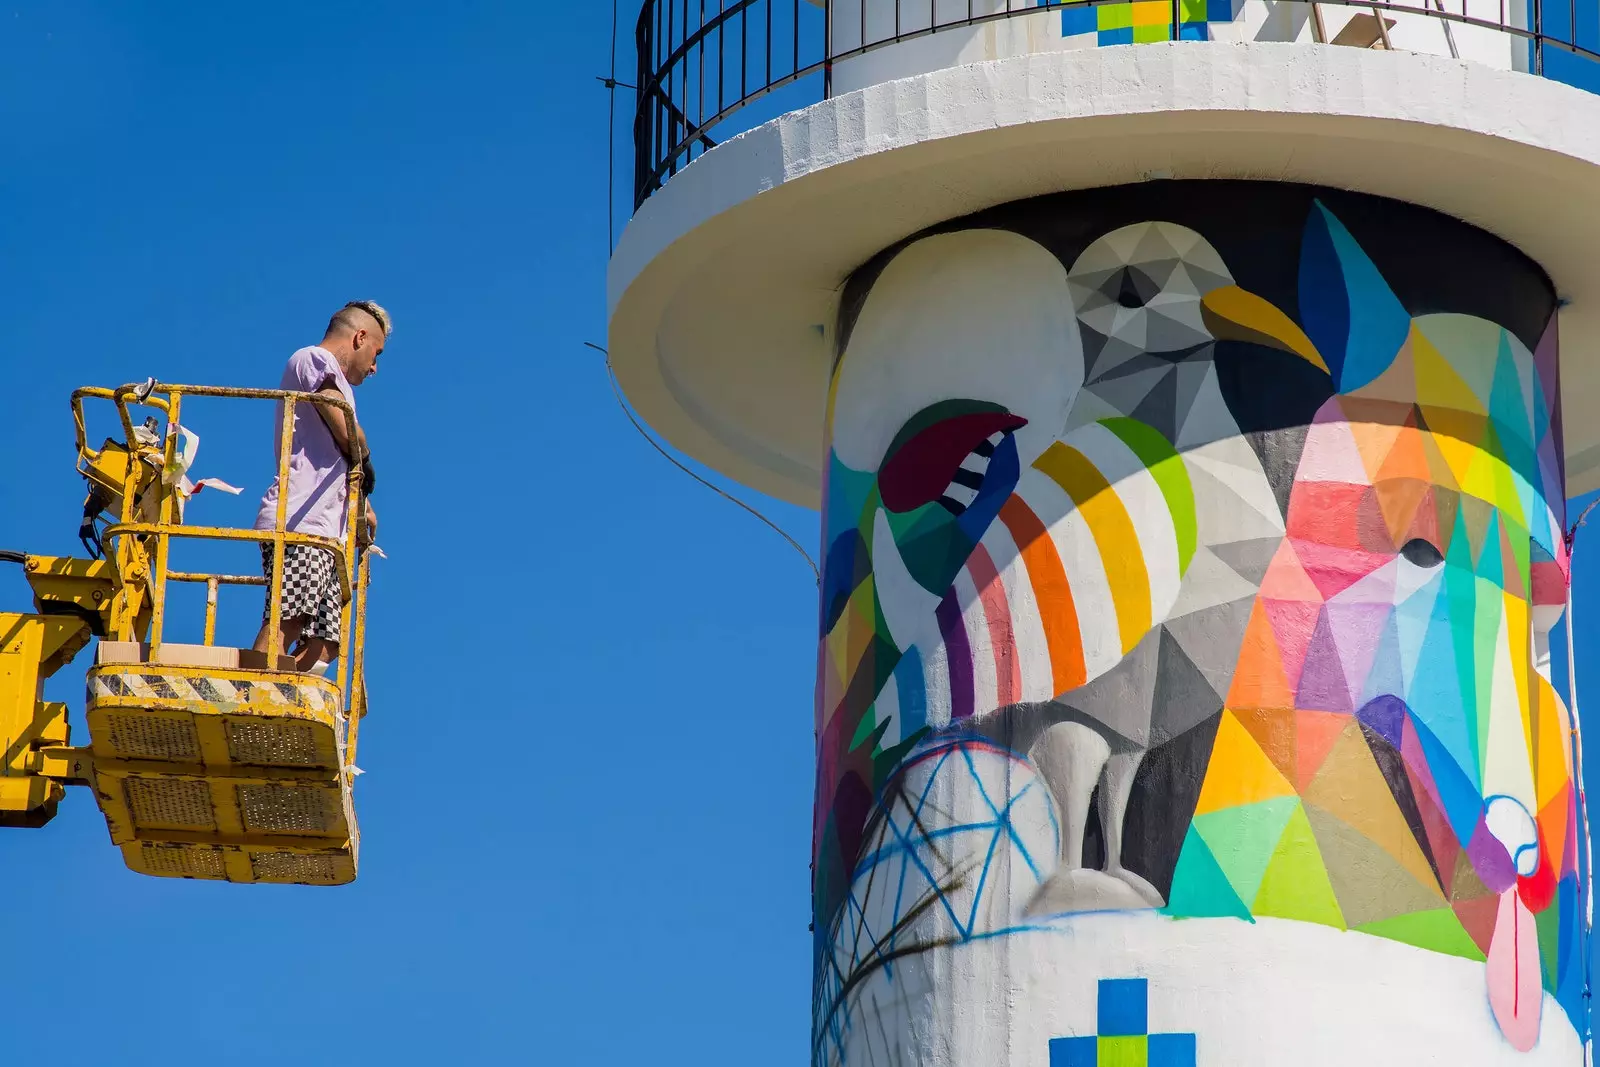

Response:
(1208, 536), (1285, 586)
(1157, 597), (1256, 730)
(1130, 368), (1180, 440)
(1175, 363), (1243, 450)
(1091, 349), (1170, 383)
(1172, 356), (1214, 428)
(1091, 365), (1171, 419)
(1081, 327), (1111, 378)
(1063, 390), (1124, 434)
(1128, 266), (1163, 305)
(1055, 625), (1162, 748)
(1162, 261), (1203, 299)
(1133, 226), (1184, 263)
(1089, 337), (1159, 381)
(1143, 306), (1211, 353)
(1245, 425), (1310, 520)
(1149, 623), (1225, 745)
(1168, 544), (1261, 620)
(1186, 460), (1286, 542)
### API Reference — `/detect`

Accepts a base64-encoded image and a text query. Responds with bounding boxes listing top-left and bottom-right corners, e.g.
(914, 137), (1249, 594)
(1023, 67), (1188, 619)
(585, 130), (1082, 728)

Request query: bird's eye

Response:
(1400, 538), (1444, 567)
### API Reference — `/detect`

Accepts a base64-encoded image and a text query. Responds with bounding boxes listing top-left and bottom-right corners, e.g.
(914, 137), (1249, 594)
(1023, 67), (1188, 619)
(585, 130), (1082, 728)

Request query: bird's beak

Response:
(1200, 285), (1330, 374)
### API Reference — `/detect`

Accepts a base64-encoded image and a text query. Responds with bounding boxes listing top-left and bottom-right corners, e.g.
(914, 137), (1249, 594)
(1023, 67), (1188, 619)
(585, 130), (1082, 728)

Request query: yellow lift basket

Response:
(0, 381), (371, 886)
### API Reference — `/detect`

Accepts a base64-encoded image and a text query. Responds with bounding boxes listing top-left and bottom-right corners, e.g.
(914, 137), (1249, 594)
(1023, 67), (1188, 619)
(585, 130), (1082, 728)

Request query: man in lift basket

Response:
(250, 300), (387, 674)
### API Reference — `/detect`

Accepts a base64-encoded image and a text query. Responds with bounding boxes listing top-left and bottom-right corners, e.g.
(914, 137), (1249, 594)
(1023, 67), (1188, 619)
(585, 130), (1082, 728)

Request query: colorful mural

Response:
(1049, 0), (1242, 46)
(814, 183), (1584, 1066)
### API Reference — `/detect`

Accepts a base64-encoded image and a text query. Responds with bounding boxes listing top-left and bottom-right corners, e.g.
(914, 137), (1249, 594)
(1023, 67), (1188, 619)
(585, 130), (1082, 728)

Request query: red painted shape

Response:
(878, 411), (1026, 513)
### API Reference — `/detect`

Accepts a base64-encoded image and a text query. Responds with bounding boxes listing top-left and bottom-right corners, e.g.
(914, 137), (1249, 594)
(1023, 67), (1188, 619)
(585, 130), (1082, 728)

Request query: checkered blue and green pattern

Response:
(1043, 0), (1239, 44)
(1048, 979), (1197, 1067)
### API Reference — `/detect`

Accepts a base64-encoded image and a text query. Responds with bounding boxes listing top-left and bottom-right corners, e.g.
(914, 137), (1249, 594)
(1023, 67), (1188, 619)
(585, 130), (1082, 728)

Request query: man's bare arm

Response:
(312, 385), (368, 461)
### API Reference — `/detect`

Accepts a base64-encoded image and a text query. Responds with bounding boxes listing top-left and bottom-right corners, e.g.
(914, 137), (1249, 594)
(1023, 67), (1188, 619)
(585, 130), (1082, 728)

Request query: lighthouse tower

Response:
(608, 3), (1600, 1064)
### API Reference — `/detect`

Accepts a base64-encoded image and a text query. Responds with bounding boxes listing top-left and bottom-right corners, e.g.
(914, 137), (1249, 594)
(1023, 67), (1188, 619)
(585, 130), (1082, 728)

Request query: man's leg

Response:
(294, 637), (338, 674)
(294, 547), (343, 675)
(252, 614), (305, 658)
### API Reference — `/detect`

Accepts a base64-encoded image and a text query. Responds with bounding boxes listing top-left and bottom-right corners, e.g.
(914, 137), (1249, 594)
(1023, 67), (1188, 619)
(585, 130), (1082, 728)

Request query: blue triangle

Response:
(1299, 201), (1410, 392)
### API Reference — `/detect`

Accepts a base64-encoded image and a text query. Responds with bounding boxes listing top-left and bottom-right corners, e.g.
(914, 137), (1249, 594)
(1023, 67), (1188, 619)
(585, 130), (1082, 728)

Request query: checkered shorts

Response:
(260, 544), (342, 643)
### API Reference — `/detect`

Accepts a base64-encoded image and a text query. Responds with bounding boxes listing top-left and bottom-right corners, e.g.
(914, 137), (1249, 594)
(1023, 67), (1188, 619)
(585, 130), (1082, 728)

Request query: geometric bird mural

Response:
(814, 183), (1584, 1064)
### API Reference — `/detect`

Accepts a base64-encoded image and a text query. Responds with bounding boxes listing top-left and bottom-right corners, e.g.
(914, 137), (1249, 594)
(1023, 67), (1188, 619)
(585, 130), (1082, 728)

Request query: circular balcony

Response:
(633, 0), (1600, 207)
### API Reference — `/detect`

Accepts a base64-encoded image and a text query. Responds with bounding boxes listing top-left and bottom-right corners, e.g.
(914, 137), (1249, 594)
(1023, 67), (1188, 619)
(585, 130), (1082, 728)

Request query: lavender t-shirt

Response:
(254, 346), (357, 539)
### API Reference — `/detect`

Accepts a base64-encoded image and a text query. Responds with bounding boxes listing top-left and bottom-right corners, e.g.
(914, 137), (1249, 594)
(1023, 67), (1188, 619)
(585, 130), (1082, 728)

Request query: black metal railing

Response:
(632, 0), (1600, 207)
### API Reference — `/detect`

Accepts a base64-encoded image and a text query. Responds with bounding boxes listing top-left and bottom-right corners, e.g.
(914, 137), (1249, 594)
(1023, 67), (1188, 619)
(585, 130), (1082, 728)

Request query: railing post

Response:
(203, 577), (219, 646)
(824, 0), (833, 98)
(1534, 0), (1545, 73)
(267, 396), (295, 665)
(147, 389), (181, 655)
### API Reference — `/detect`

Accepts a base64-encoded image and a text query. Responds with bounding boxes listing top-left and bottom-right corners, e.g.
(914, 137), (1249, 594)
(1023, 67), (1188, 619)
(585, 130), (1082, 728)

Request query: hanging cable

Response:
(591, 22), (814, 584)
(586, 342), (820, 582)
(607, 0), (618, 251)
(1566, 497), (1599, 1067)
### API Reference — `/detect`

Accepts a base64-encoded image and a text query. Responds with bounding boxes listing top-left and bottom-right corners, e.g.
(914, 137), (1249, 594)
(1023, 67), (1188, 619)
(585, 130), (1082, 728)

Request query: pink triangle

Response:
(1292, 539), (1388, 601)
(1263, 598), (1322, 692)
(1260, 539), (1326, 602)
(1299, 414), (1371, 483)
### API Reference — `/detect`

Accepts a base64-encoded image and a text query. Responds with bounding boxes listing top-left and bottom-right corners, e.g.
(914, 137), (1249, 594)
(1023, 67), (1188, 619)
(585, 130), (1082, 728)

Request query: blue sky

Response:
(1, 5), (1598, 1065)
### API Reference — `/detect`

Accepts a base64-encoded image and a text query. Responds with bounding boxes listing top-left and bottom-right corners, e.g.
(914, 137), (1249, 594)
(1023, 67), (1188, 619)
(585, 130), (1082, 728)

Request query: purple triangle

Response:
(1357, 693), (1408, 749)
(1295, 608), (1352, 713)
(1466, 814), (1517, 894)
(1325, 601), (1391, 702)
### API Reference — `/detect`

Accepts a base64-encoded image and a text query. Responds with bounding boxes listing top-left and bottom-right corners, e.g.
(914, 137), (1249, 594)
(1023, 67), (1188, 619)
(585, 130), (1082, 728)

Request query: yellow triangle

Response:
(1459, 446), (1509, 508)
(1413, 329), (1486, 415)
(1418, 427), (1460, 492)
(1195, 710), (1298, 816)
(1425, 419), (1481, 490)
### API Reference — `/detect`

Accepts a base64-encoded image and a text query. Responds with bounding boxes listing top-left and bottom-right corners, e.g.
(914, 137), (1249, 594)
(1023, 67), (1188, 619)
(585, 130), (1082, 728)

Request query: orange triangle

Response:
(1375, 421), (1433, 484)
(1226, 603), (1296, 710)
(1350, 419), (1406, 483)
(1233, 706), (1299, 783)
(1375, 478), (1429, 551)
(1195, 710), (1298, 815)
(1296, 710), (1351, 790)
(1538, 784), (1571, 877)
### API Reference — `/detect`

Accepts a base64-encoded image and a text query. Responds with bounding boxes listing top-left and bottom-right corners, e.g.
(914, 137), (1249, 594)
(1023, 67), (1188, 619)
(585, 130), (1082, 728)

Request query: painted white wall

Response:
(827, 912), (1584, 1066)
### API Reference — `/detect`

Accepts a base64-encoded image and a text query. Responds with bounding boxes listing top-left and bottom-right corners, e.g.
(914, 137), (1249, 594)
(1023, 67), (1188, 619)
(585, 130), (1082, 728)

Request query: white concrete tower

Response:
(609, 4), (1600, 1065)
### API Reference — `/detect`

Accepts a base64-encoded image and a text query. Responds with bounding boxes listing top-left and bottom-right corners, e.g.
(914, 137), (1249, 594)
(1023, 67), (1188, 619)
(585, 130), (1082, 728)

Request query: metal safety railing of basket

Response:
(71, 382), (373, 745)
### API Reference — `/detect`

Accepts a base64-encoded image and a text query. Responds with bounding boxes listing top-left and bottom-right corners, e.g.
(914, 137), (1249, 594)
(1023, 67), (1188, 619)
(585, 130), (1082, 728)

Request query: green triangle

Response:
(1536, 900), (1561, 993)
(1357, 907), (1485, 962)
(1193, 796), (1300, 906)
(1252, 802), (1346, 929)
(1164, 825), (1252, 920)
(850, 706), (880, 751)
(1476, 510), (1504, 588)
